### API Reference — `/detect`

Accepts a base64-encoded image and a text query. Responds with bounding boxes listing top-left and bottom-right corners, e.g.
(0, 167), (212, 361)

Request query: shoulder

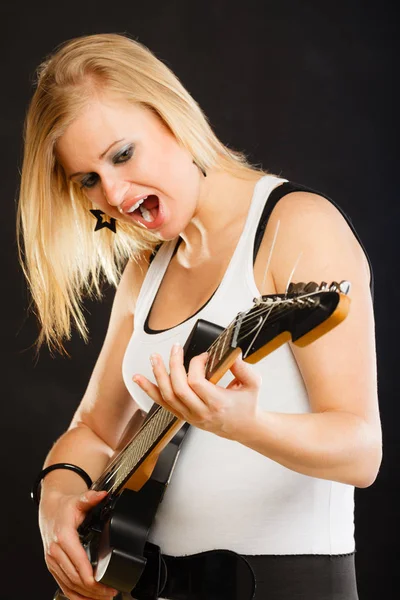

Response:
(263, 190), (372, 292)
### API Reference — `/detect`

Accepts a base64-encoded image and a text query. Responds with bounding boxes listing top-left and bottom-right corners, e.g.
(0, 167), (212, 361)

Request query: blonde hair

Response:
(17, 32), (267, 355)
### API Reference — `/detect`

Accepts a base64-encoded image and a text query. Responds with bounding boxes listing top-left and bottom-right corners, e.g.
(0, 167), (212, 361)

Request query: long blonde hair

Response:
(17, 32), (267, 355)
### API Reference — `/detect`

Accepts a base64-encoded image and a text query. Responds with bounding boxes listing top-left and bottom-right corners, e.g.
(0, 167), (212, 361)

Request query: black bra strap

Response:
(149, 242), (163, 265)
(253, 181), (374, 300)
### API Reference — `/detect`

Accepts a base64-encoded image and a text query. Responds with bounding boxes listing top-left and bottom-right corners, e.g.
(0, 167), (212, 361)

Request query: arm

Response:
(245, 191), (381, 488)
(40, 253), (149, 498)
(38, 251), (150, 600)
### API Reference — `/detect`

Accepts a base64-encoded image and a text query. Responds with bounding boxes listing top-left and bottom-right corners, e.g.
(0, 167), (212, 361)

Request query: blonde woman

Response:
(19, 33), (381, 600)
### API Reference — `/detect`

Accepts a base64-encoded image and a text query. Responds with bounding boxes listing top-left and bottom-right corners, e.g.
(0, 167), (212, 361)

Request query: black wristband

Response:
(31, 463), (93, 506)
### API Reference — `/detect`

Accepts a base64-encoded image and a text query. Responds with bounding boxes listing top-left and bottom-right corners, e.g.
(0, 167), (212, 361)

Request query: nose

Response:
(100, 176), (129, 208)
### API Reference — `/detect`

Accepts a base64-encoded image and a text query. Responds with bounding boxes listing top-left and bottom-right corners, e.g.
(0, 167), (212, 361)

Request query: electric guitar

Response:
(54, 280), (351, 598)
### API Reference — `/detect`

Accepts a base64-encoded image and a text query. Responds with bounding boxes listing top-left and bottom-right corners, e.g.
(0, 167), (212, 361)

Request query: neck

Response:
(177, 169), (262, 268)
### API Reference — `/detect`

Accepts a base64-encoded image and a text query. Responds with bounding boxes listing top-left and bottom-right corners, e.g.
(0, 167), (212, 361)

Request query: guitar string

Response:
(241, 302), (276, 360)
(238, 254), (306, 360)
(93, 399), (180, 490)
(284, 251), (303, 297)
(205, 288), (325, 369)
(92, 407), (173, 489)
(206, 289), (316, 352)
(205, 287), (331, 359)
(260, 218), (280, 293)
(100, 409), (176, 493)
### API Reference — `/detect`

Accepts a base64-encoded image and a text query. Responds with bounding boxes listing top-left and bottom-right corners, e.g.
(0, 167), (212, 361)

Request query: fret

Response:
(112, 407), (176, 492)
(207, 340), (219, 373)
(92, 407), (177, 494)
(205, 322), (236, 380)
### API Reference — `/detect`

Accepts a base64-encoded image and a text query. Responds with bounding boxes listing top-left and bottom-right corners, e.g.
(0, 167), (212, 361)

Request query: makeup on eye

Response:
(113, 143), (135, 163)
(78, 143), (135, 189)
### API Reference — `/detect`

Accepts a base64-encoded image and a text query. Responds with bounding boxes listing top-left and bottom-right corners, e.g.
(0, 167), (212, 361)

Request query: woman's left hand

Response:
(132, 343), (262, 440)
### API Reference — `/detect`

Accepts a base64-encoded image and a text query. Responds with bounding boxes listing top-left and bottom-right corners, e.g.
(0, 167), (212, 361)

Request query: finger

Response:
(47, 558), (71, 593)
(228, 356), (262, 389)
(48, 545), (86, 593)
(132, 372), (187, 419)
(150, 353), (176, 401)
(53, 574), (90, 600)
(54, 524), (116, 596)
(76, 490), (108, 511)
(74, 491), (118, 594)
(48, 557), (98, 600)
(137, 354), (190, 417)
(132, 373), (164, 404)
(48, 545), (113, 600)
(186, 352), (218, 403)
(53, 568), (112, 600)
(169, 345), (209, 413)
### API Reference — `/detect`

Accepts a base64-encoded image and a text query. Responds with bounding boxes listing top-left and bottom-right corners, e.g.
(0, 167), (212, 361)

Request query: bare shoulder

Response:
(260, 191), (380, 450)
(263, 190), (372, 291)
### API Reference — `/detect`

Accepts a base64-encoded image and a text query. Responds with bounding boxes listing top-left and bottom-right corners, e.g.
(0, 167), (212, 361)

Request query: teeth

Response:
(139, 205), (154, 222)
(126, 196), (148, 213)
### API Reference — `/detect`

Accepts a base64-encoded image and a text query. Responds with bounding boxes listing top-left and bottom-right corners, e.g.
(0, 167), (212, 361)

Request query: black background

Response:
(1, 1), (398, 598)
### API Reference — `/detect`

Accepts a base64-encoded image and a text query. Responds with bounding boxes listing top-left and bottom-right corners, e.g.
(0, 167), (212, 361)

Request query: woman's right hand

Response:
(39, 489), (118, 600)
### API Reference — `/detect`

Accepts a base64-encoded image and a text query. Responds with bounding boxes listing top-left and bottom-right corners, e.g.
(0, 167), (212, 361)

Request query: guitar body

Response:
(53, 487), (157, 598)
(90, 484), (160, 592)
(72, 321), (224, 596)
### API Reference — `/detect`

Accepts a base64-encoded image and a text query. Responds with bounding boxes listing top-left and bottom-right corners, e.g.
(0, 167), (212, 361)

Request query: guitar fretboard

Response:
(93, 406), (177, 494)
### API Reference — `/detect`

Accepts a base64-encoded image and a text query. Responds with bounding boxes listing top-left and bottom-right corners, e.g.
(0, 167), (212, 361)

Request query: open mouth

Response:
(125, 194), (162, 229)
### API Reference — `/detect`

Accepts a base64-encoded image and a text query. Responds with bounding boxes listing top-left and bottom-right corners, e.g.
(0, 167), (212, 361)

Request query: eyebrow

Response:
(67, 139), (125, 180)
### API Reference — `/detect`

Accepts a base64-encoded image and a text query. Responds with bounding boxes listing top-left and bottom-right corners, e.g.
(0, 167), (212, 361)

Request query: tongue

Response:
(143, 195), (159, 209)
(136, 194), (160, 226)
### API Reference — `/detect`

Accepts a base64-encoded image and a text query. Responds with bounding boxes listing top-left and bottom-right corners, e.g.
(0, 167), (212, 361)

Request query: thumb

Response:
(228, 355), (262, 390)
(76, 489), (107, 511)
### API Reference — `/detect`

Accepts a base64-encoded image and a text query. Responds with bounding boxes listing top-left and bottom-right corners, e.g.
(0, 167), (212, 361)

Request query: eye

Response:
(80, 173), (99, 190)
(79, 144), (134, 190)
(114, 144), (134, 164)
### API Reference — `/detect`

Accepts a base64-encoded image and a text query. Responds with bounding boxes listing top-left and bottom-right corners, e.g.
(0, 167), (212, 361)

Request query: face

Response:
(55, 95), (203, 240)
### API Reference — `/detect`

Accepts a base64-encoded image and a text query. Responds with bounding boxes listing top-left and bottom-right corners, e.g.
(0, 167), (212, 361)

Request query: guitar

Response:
(54, 280), (351, 598)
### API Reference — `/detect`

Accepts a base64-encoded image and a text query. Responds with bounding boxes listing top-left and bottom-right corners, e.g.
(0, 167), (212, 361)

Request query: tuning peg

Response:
(339, 280), (351, 294)
(304, 282), (319, 293)
(318, 282), (328, 290)
(287, 282), (304, 294)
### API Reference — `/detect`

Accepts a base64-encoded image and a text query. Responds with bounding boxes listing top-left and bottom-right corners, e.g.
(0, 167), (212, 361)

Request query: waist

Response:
(149, 440), (355, 555)
(133, 547), (358, 600)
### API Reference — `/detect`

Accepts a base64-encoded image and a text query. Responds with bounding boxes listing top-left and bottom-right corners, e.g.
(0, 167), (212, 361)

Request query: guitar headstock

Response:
(205, 280), (350, 381)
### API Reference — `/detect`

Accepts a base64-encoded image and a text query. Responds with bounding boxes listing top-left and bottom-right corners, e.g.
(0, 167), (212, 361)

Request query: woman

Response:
(18, 33), (381, 600)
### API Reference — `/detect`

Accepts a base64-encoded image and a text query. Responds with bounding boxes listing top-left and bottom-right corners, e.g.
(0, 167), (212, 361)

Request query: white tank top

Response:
(122, 175), (355, 556)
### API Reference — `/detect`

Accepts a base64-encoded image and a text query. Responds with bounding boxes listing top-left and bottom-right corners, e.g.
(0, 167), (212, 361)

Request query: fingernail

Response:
(150, 354), (158, 367)
(172, 342), (181, 355)
(132, 375), (141, 383)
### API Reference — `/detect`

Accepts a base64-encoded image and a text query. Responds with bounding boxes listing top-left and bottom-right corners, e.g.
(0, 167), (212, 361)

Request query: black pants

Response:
(246, 553), (358, 600)
(151, 551), (359, 600)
